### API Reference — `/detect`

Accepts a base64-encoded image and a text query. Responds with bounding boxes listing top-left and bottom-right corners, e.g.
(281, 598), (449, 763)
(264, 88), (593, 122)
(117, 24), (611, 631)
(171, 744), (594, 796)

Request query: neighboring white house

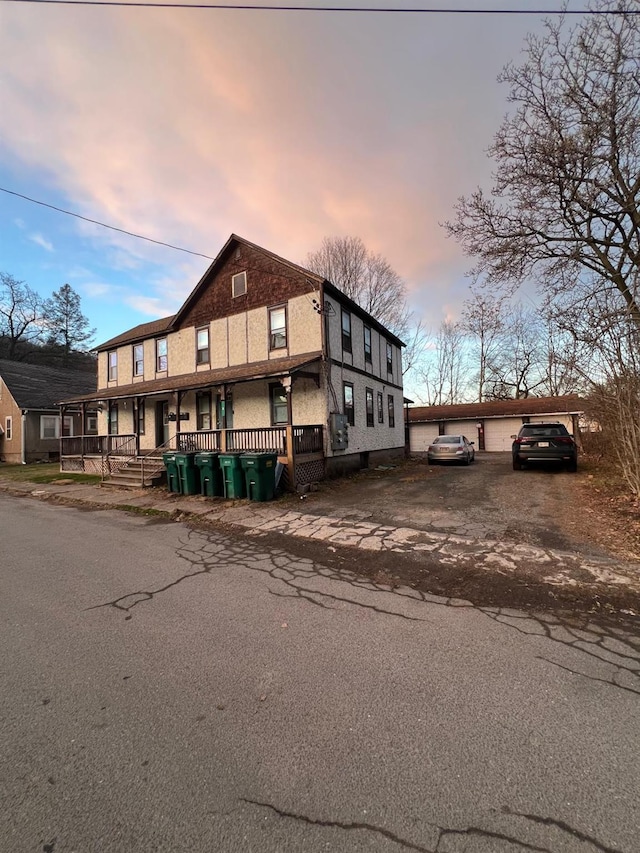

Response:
(408, 396), (584, 453)
(60, 234), (406, 488)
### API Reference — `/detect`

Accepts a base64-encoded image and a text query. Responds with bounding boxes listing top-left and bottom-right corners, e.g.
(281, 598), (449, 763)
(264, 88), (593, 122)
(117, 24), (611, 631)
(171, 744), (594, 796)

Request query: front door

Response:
(217, 393), (233, 429)
(156, 400), (169, 447)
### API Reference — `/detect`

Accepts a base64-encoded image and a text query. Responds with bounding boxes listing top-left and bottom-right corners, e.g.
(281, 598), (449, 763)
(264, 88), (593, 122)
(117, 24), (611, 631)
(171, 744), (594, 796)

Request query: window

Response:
(108, 403), (119, 435)
(197, 393), (212, 430)
(366, 388), (374, 427)
(270, 384), (288, 425)
(232, 271), (247, 297)
(61, 416), (73, 437)
(364, 325), (372, 364)
(387, 394), (395, 428)
(137, 400), (146, 436)
(196, 327), (210, 365)
(343, 382), (354, 426)
(86, 414), (98, 434)
(133, 344), (144, 377)
(5, 416), (12, 440)
(269, 306), (287, 350)
(108, 351), (117, 381)
(377, 391), (384, 423)
(156, 338), (168, 372)
(386, 342), (393, 375)
(341, 309), (352, 353)
(40, 416), (59, 440)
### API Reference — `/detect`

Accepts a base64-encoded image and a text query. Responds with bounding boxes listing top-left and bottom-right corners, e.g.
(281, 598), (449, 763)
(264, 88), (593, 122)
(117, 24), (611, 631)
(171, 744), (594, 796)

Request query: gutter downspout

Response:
(21, 409), (27, 464)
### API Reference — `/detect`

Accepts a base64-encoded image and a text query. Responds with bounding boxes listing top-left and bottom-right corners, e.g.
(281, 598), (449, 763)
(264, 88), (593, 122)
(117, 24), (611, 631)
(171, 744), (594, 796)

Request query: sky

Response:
(0, 0), (586, 367)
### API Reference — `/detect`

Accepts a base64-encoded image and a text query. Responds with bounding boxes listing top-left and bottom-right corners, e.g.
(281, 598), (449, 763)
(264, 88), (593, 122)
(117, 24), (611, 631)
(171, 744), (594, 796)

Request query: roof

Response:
(61, 351), (323, 404)
(96, 315), (175, 352)
(408, 395), (584, 423)
(95, 234), (405, 352)
(0, 359), (97, 410)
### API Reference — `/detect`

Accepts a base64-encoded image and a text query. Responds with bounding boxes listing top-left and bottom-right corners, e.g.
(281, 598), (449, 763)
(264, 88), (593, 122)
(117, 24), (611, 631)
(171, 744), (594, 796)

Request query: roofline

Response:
(61, 353), (323, 405)
(410, 409), (584, 424)
(322, 281), (406, 348)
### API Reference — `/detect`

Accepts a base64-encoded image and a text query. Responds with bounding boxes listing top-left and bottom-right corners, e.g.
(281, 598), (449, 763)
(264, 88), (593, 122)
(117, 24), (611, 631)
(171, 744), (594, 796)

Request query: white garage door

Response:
(410, 423), (440, 453)
(484, 418), (521, 452)
(444, 420), (477, 442)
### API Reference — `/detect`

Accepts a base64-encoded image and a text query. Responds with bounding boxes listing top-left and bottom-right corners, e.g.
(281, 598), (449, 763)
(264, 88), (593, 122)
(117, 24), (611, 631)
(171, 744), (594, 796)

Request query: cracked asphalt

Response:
(1, 493), (639, 852)
(1, 453), (639, 618)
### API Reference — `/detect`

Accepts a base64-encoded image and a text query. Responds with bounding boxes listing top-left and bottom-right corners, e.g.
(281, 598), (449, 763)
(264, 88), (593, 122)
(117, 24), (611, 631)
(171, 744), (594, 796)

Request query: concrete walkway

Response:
(3, 475), (640, 599)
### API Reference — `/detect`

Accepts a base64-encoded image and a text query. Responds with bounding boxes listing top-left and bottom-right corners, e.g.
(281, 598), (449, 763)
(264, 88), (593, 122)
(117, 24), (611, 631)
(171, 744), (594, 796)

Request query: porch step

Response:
(103, 457), (166, 489)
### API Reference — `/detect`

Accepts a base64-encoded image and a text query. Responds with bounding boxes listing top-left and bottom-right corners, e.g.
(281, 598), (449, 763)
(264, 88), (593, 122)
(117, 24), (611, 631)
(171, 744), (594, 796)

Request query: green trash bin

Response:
(163, 452), (181, 494)
(219, 452), (246, 499)
(195, 452), (222, 498)
(175, 452), (200, 496)
(240, 452), (278, 502)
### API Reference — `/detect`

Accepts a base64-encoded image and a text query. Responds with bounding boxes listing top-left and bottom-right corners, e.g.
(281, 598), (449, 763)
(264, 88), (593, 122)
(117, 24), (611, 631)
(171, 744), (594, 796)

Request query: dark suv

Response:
(512, 423), (578, 472)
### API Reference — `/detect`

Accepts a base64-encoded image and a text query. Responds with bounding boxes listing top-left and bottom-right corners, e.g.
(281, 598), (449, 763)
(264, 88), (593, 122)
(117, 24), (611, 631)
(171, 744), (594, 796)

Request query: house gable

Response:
(173, 235), (323, 331)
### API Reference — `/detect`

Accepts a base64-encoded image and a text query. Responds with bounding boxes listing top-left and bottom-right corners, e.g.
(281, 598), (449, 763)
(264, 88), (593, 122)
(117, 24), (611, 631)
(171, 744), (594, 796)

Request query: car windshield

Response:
(435, 436), (462, 444)
(520, 425), (568, 437)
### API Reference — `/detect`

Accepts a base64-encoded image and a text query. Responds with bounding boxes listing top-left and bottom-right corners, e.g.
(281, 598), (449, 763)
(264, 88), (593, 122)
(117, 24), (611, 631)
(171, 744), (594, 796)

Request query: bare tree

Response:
(461, 287), (506, 401)
(484, 305), (546, 400)
(0, 273), (43, 359)
(446, 1), (640, 329)
(305, 236), (412, 338)
(420, 320), (467, 405)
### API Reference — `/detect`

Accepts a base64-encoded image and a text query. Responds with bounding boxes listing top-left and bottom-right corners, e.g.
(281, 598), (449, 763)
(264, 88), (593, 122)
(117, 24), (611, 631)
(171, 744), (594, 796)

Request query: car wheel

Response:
(566, 459), (578, 472)
(463, 453), (470, 465)
(512, 457), (522, 471)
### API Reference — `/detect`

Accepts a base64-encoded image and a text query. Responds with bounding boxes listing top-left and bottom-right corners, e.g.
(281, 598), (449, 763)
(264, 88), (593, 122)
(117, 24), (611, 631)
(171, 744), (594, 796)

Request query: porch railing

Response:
(227, 427), (286, 454)
(61, 425), (324, 464)
(177, 431), (222, 452)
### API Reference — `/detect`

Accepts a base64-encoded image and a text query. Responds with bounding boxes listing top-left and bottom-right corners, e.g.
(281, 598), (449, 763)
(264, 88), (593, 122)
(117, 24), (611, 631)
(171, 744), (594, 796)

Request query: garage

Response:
(408, 396), (584, 453)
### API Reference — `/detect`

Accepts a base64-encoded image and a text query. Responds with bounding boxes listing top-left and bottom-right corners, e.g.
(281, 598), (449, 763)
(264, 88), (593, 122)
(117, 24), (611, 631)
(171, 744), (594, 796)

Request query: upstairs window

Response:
(386, 342), (393, 375)
(364, 325), (372, 364)
(133, 344), (144, 377)
(232, 271), (247, 298)
(108, 351), (117, 381)
(269, 306), (287, 350)
(196, 327), (210, 365)
(156, 338), (168, 372)
(388, 394), (395, 428)
(366, 388), (374, 427)
(377, 391), (384, 423)
(341, 309), (352, 353)
(343, 382), (354, 426)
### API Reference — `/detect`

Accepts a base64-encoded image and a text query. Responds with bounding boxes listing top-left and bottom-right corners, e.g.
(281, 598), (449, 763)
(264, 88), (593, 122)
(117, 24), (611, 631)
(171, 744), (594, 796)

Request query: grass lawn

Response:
(0, 463), (101, 485)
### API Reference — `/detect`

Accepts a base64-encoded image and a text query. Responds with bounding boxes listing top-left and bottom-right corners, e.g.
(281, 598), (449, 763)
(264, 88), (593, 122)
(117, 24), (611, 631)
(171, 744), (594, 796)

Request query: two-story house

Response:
(60, 235), (406, 489)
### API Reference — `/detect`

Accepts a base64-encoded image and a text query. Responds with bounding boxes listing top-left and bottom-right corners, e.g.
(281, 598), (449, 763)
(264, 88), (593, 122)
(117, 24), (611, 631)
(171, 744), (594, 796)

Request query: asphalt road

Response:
(2, 493), (639, 853)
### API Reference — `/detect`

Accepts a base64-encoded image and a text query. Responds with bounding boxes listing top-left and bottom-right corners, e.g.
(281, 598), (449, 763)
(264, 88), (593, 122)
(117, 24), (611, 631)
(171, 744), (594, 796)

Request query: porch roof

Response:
(60, 351), (323, 405)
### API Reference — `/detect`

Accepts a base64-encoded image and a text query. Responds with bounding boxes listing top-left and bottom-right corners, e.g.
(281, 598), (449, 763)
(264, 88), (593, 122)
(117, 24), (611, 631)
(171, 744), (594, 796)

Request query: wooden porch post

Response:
(175, 391), (182, 449)
(80, 402), (86, 460)
(219, 384), (227, 452)
(283, 377), (295, 489)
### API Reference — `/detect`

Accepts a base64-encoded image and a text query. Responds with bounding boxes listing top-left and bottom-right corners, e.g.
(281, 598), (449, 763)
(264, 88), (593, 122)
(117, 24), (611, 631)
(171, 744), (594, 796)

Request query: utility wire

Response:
(0, 1), (631, 13)
(1, 187), (216, 260)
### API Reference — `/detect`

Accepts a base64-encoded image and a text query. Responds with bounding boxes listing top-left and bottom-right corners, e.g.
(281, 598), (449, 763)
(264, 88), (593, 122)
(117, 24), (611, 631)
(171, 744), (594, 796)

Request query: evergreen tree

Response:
(43, 284), (96, 365)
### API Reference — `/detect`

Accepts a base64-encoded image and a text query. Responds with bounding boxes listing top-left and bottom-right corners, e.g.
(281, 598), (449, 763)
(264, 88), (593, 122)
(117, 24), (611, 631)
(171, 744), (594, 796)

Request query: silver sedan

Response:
(427, 435), (475, 465)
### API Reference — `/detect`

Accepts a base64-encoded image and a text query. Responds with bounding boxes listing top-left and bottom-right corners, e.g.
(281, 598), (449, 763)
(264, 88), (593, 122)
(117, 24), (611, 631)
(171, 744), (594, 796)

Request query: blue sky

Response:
(0, 0), (581, 352)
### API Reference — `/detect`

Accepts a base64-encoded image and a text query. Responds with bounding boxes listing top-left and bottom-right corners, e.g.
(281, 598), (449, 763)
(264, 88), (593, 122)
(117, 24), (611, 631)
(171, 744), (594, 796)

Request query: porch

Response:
(60, 424), (325, 490)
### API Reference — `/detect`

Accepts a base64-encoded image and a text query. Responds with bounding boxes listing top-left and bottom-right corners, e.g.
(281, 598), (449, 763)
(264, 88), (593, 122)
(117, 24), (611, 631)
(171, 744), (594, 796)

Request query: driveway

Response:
(304, 452), (615, 558)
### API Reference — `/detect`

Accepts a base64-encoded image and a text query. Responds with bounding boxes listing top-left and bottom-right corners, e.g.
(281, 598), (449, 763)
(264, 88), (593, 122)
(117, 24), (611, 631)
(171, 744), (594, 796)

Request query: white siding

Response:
(444, 420), (477, 441)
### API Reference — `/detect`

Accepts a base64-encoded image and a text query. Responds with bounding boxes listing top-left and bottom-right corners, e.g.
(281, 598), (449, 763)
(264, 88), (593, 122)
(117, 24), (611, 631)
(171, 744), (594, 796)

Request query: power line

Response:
(1, 187), (216, 260)
(0, 1), (630, 13)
